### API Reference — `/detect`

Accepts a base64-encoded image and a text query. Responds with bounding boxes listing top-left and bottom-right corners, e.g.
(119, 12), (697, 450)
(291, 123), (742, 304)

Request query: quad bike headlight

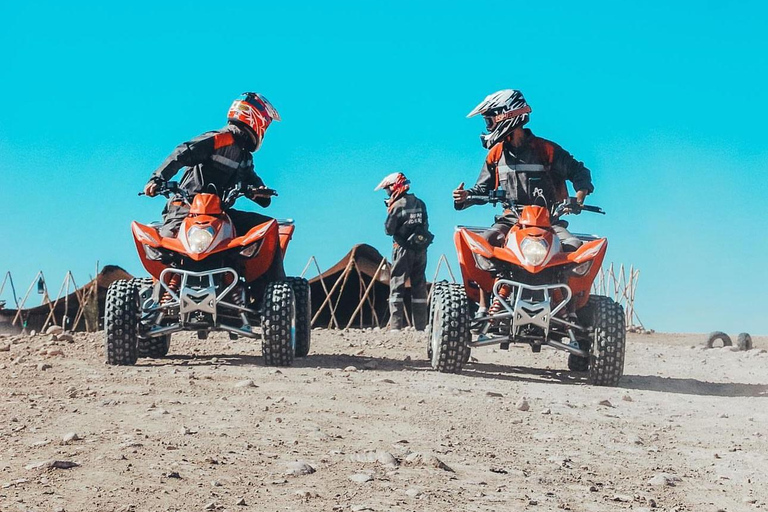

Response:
(520, 237), (549, 266)
(187, 226), (215, 253)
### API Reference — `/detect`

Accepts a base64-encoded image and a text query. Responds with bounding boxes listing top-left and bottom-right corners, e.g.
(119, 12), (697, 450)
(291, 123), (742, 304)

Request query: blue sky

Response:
(1, 1), (766, 334)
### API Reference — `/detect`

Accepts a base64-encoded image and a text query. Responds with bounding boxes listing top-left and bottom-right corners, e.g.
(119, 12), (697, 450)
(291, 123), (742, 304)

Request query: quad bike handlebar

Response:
(465, 190), (604, 221)
(139, 181), (277, 209)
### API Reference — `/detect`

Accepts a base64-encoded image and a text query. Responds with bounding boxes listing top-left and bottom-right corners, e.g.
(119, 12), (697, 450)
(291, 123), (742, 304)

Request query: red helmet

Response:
(227, 92), (281, 149)
(374, 172), (410, 197)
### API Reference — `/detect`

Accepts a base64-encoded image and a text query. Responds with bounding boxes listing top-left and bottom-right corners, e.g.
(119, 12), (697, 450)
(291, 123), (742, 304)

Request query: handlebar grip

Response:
(247, 186), (278, 197)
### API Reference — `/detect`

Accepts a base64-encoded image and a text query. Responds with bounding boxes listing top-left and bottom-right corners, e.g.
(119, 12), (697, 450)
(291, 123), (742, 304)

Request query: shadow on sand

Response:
(140, 353), (768, 398)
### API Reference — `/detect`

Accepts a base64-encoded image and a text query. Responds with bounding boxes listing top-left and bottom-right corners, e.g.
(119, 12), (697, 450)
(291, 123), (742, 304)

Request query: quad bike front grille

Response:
(158, 267), (240, 324)
(140, 267), (261, 340)
(492, 279), (572, 339)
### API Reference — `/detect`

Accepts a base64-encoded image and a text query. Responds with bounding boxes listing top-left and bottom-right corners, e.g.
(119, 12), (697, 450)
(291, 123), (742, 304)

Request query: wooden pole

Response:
(345, 258), (387, 330)
(41, 272), (73, 332)
(13, 271), (45, 328)
(311, 258), (354, 327)
(329, 260), (356, 328)
(303, 256), (341, 329)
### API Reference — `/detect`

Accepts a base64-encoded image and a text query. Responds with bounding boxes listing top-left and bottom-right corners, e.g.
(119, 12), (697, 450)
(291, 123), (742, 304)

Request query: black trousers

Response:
(389, 244), (428, 330)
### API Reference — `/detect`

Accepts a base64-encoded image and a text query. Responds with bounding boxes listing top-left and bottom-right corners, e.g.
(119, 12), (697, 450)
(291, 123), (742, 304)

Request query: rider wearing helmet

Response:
(453, 89), (594, 250)
(376, 172), (433, 332)
(453, 89), (594, 313)
(143, 92), (285, 278)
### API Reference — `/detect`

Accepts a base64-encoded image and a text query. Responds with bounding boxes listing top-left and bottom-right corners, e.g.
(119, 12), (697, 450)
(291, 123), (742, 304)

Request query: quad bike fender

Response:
(132, 221), (170, 279)
(566, 238), (608, 309)
(278, 223), (295, 255)
(454, 229), (495, 303)
(228, 220), (281, 282)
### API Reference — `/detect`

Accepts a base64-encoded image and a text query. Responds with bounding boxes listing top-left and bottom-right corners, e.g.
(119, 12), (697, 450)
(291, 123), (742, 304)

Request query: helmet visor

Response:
(484, 115), (498, 132)
(253, 93), (281, 122)
(241, 92), (281, 122)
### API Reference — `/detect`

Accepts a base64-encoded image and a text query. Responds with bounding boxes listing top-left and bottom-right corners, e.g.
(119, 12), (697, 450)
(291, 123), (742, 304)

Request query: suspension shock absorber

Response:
(488, 282), (513, 317)
(231, 282), (252, 329)
(161, 274), (181, 304)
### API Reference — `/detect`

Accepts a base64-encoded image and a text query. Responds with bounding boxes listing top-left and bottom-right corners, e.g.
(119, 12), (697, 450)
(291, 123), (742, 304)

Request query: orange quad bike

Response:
(104, 181), (310, 367)
(428, 190), (625, 386)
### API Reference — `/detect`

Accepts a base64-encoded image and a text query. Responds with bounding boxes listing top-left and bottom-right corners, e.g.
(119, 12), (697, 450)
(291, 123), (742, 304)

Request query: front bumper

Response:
(140, 267), (259, 338)
(469, 279), (588, 357)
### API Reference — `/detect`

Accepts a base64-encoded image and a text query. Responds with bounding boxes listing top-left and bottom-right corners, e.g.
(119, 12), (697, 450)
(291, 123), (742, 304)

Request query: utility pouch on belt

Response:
(404, 226), (434, 250)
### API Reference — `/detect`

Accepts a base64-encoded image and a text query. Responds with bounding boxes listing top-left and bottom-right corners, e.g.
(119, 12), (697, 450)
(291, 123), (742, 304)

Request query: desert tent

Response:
(0, 265), (132, 334)
(308, 244), (421, 329)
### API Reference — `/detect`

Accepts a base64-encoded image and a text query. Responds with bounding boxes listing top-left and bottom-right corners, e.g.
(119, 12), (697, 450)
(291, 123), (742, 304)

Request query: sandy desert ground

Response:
(0, 328), (766, 512)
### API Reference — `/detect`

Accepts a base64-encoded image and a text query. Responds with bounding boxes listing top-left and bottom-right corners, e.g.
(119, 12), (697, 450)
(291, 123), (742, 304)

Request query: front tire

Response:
(261, 282), (296, 367)
(287, 277), (311, 358)
(430, 283), (470, 373)
(586, 295), (626, 386)
(131, 277), (171, 359)
(105, 280), (140, 366)
(426, 281), (450, 360)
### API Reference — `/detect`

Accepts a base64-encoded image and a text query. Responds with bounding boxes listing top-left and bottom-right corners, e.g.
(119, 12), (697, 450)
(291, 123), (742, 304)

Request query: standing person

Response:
(375, 172), (434, 332)
(453, 89), (594, 313)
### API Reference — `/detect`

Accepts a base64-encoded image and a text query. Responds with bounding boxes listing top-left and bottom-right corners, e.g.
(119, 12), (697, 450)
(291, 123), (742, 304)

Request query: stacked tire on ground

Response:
(705, 331), (752, 351)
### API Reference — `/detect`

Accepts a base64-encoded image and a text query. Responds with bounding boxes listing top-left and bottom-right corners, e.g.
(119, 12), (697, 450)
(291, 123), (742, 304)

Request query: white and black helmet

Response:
(467, 89), (531, 149)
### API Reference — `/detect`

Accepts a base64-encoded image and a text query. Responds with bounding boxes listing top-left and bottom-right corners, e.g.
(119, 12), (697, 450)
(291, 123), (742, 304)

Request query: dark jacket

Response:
(385, 192), (432, 250)
(455, 128), (593, 210)
(150, 123), (271, 208)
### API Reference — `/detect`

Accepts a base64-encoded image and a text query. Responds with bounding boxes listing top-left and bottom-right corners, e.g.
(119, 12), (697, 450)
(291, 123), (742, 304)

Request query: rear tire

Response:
(261, 282), (296, 367)
(586, 295), (625, 386)
(129, 278), (171, 359)
(105, 280), (140, 366)
(737, 332), (753, 351)
(138, 335), (171, 358)
(430, 283), (470, 373)
(287, 277), (311, 358)
(568, 347), (590, 372)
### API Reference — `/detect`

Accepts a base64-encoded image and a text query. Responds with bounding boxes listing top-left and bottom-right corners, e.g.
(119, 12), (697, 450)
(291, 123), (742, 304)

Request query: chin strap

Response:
(386, 186), (409, 210)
